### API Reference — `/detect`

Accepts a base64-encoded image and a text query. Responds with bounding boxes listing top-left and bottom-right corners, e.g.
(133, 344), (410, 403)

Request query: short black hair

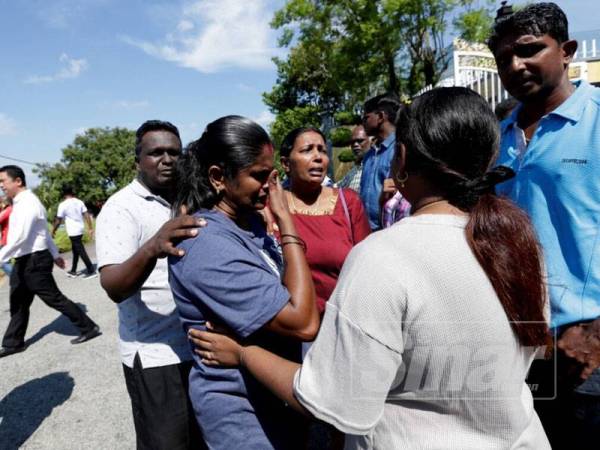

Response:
(488, 2), (569, 53)
(363, 93), (401, 123)
(135, 120), (181, 157)
(0, 165), (26, 186)
(61, 185), (74, 197)
(494, 97), (520, 121)
(280, 127), (326, 158)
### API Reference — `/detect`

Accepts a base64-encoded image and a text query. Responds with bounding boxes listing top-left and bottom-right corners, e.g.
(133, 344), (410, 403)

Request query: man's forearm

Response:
(99, 240), (159, 303)
(51, 218), (61, 236)
(84, 213), (93, 232)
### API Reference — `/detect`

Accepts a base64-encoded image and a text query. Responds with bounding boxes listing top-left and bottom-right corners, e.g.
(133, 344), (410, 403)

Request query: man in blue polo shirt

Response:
(489, 2), (600, 446)
(359, 94), (401, 230)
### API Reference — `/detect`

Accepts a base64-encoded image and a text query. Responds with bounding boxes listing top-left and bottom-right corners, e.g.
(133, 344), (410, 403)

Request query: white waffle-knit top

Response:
(294, 214), (549, 449)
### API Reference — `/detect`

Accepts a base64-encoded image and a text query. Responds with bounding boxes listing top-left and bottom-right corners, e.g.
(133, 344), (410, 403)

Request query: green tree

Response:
(264, 0), (494, 120)
(269, 105), (322, 149)
(34, 127), (136, 217)
(453, 4), (494, 44)
(268, 105), (322, 175)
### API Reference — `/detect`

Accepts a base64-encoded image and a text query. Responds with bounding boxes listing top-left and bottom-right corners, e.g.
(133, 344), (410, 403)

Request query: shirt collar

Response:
(12, 189), (30, 204)
(130, 179), (171, 208)
(501, 80), (589, 134)
(377, 132), (396, 153)
(548, 80), (589, 122)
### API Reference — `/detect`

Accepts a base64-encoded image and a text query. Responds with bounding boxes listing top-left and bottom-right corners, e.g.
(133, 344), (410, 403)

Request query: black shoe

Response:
(82, 271), (98, 280)
(0, 346), (26, 358)
(71, 326), (102, 344)
(67, 270), (79, 278)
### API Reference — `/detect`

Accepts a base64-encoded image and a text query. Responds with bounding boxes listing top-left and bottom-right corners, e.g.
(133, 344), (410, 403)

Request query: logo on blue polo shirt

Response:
(561, 158), (588, 165)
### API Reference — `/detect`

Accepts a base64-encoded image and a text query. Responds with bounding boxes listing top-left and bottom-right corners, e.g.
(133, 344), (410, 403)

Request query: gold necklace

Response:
(289, 191), (335, 215)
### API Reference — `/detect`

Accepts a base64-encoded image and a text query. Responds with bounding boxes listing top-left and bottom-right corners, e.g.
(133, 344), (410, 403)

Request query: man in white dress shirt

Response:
(96, 120), (206, 449)
(0, 165), (100, 358)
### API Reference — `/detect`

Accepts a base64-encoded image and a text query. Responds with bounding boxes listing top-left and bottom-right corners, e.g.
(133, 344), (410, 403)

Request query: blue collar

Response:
(501, 80), (591, 134)
(378, 132), (396, 153)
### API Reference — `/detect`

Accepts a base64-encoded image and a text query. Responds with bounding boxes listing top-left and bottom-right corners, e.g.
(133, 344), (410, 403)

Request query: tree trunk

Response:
(386, 53), (399, 95)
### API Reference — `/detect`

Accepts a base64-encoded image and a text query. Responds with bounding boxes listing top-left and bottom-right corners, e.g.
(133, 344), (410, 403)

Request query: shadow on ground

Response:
(25, 303), (89, 347)
(0, 371), (74, 449)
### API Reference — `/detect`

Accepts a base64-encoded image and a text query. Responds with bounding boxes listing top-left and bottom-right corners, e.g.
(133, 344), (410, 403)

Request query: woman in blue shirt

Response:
(169, 116), (319, 449)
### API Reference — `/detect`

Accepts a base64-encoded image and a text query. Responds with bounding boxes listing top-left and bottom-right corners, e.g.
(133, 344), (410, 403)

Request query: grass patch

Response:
(49, 220), (94, 253)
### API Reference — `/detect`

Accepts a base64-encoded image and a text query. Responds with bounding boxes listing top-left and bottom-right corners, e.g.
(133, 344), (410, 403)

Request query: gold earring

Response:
(396, 172), (408, 188)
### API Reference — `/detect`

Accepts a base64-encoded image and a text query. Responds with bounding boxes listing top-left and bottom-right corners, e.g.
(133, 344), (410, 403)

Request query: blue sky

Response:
(0, 0), (597, 185)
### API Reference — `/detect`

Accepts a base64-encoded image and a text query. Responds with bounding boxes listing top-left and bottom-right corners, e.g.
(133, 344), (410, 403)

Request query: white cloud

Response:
(0, 114), (17, 136)
(123, 0), (280, 73)
(252, 110), (275, 130)
(25, 53), (88, 84)
(177, 20), (195, 32)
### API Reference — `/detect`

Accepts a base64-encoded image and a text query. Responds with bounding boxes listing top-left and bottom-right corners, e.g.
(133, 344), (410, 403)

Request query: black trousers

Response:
(69, 234), (94, 273)
(122, 354), (206, 450)
(1, 250), (97, 349)
(529, 358), (600, 449)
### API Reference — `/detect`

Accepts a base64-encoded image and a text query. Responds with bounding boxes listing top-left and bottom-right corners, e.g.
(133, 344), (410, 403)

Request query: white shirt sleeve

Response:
(292, 241), (407, 435)
(56, 201), (65, 219)
(0, 202), (33, 262)
(95, 200), (140, 269)
(45, 228), (59, 259)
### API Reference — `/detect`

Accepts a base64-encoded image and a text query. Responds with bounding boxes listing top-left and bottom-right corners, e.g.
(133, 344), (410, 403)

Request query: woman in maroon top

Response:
(279, 127), (371, 314)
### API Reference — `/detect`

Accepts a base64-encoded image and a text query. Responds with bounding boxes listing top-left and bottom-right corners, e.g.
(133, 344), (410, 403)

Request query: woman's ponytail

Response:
(466, 192), (550, 346)
(173, 133), (219, 216)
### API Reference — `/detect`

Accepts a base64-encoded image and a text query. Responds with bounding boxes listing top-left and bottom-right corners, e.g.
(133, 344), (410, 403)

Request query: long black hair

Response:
(173, 115), (271, 214)
(396, 87), (548, 346)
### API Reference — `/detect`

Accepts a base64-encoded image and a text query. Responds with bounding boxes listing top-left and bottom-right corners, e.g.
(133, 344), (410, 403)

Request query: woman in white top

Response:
(190, 87), (551, 449)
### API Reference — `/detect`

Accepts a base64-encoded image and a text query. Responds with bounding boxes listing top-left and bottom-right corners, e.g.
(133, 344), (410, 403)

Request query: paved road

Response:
(0, 245), (135, 449)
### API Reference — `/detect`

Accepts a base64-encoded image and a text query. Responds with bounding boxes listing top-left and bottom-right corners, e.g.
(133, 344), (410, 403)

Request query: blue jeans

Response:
(2, 261), (12, 276)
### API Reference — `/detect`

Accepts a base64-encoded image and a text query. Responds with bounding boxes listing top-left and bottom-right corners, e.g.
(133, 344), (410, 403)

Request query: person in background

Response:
(51, 186), (96, 279)
(494, 97), (519, 121)
(336, 125), (371, 192)
(190, 87), (551, 449)
(489, 2), (600, 447)
(280, 127), (371, 316)
(0, 196), (13, 275)
(0, 165), (100, 358)
(380, 190), (411, 229)
(278, 126), (371, 449)
(169, 115), (319, 450)
(96, 120), (205, 450)
(360, 94), (401, 230)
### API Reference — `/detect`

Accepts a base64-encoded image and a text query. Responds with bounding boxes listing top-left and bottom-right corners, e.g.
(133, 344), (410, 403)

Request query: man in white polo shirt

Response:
(52, 186), (96, 279)
(96, 120), (206, 449)
(0, 165), (101, 358)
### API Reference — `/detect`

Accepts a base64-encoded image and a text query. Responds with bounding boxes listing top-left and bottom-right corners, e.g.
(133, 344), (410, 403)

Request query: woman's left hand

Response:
(188, 322), (245, 367)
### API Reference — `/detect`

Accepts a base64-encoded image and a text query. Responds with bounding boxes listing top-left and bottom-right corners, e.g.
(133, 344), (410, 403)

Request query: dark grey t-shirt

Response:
(169, 209), (306, 449)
